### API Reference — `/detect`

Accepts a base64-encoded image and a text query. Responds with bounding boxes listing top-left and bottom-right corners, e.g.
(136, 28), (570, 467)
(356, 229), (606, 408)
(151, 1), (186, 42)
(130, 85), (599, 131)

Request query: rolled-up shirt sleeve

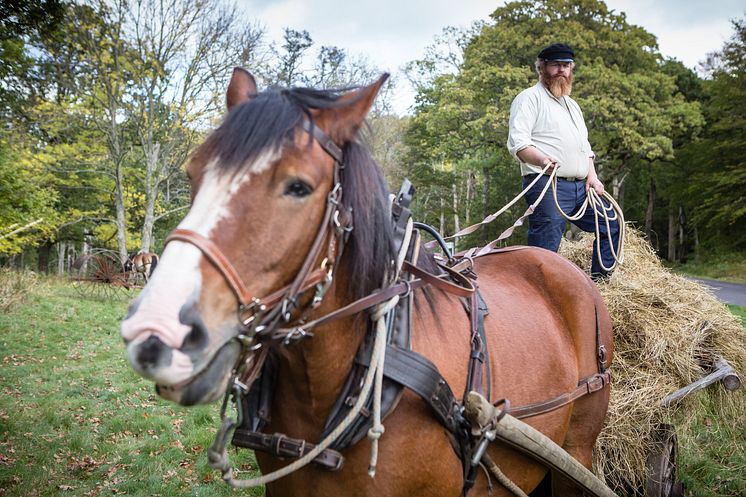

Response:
(507, 91), (537, 159)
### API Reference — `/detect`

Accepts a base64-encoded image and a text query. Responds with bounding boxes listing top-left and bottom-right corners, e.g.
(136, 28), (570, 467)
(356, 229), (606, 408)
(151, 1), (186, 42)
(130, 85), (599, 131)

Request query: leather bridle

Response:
(164, 120), (352, 345)
(162, 117), (477, 372)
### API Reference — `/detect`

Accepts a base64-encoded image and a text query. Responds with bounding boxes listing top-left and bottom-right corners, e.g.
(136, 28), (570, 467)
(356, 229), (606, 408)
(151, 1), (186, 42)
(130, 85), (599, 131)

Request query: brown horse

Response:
(128, 251), (159, 282)
(121, 68), (613, 497)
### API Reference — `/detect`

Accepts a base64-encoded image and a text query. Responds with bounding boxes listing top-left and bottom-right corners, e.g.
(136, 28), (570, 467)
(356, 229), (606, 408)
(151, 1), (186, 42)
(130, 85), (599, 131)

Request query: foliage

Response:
(679, 17), (746, 250)
(727, 305), (746, 327)
(677, 390), (746, 497)
(0, 0), (398, 267)
(0, 141), (59, 255)
(671, 251), (746, 284)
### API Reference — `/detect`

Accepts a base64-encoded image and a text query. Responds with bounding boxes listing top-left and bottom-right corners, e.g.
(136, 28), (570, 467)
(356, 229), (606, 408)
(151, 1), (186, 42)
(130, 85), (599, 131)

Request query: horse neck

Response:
(270, 266), (365, 439)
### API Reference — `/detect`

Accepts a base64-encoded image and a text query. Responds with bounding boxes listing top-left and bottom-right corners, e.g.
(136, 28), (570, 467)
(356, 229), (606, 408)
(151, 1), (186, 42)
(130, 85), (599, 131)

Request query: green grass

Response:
(1, 274), (745, 496)
(671, 251), (746, 284)
(0, 275), (260, 497)
(727, 305), (746, 327)
(677, 391), (746, 497)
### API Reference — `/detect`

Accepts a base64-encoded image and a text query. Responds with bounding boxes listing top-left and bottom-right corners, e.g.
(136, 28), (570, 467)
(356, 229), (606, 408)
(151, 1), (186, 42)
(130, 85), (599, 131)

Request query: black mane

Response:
(206, 85), (396, 300)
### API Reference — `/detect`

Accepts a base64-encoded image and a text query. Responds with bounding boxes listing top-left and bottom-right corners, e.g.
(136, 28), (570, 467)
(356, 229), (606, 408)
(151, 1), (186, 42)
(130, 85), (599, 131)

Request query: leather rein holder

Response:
(164, 119), (348, 339)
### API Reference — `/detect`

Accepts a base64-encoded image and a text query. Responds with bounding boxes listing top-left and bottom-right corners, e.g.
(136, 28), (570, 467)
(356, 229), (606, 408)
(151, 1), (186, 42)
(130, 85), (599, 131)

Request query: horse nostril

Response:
(182, 323), (208, 353)
(178, 301), (209, 354)
(137, 335), (170, 369)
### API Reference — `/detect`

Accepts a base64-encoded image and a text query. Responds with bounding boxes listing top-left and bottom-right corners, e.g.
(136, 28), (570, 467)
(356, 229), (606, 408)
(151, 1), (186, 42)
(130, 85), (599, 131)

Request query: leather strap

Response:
(231, 430), (344, 471)
(510, 372), (612, 419)
(383, 345), (463, 433)
(166, 229), (253, 306)
(403, 261), (475, 298)
(164, 229), (328, 311)
(302, 120), (343, 163)
(269, 260), (476, 341)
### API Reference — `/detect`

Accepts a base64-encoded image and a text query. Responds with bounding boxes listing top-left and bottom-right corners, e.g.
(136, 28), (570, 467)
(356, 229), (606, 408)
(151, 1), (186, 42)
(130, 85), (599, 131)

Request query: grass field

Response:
(671, 251), (746, 284)
(1, 274), (745, 496)
(0, 275), (260, 497)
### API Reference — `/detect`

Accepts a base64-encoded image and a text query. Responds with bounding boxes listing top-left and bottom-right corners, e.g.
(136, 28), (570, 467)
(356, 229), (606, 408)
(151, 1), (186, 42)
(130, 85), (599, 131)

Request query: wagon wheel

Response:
(645, 424), (684, 497)
(72, 250), (130, 299)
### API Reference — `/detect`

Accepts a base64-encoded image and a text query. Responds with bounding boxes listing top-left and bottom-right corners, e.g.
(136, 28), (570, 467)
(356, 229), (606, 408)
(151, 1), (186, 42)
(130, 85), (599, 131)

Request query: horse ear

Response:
(226, 68), (257, 111)
(317, 73), (389, 144)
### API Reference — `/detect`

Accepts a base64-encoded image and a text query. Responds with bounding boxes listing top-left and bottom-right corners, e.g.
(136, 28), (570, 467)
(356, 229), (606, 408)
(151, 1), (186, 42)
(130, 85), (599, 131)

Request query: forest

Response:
(2, 0), (745, 272)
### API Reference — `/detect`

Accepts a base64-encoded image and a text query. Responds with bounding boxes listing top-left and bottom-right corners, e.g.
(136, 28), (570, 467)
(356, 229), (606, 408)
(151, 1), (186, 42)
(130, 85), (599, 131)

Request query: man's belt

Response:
(524, 173), (586, 182)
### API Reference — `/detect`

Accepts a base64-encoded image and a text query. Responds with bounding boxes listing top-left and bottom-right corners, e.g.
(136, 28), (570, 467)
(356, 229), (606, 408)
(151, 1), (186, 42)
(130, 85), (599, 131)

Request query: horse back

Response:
(412, 246), (613, 407)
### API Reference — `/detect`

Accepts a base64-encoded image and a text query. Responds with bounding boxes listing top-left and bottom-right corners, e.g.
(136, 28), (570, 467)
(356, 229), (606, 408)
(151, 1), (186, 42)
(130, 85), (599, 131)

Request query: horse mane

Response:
(205, 85), (396, 300)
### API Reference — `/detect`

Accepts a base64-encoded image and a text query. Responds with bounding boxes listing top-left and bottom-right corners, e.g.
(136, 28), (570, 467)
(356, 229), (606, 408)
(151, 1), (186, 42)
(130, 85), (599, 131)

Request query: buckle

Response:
(239, 297), (266, 331)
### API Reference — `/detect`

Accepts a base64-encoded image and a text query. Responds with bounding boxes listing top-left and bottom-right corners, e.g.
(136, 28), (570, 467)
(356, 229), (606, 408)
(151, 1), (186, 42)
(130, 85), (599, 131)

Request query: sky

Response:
(237, 0), (745, 114)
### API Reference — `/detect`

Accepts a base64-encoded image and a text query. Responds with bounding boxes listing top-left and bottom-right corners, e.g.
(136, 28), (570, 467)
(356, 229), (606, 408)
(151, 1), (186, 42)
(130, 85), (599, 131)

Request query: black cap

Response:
(538, 43), (574, 62)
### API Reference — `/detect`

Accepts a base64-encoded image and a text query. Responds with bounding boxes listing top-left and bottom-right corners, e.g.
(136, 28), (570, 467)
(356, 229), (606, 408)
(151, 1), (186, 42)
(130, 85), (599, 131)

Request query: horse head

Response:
(121, 68), (392, 406)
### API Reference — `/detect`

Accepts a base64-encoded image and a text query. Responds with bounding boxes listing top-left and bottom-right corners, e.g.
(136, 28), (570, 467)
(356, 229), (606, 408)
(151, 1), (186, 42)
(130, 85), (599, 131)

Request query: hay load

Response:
(559, 229), (746, 492)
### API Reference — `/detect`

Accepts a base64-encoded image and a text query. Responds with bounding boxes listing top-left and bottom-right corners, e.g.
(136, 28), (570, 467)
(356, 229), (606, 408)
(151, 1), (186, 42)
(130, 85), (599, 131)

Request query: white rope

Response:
(445, 164), (555, 240)
(450, 164), (624, 273)
(367, 295), (399, 476)
(366, 214), (412, 477)
(549, 175), (625, 272)
(220, 306), (390, 488)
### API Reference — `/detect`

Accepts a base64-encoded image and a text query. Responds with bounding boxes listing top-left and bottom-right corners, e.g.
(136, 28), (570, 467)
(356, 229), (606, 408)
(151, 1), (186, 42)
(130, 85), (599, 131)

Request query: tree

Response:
(679, 15), (746, 250)
(126, 0), (265, 252)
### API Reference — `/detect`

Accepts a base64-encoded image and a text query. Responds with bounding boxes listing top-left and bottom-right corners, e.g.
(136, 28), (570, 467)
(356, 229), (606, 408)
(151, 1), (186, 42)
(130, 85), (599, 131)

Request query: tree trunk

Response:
(611, 171), (628, 211)
(141, 142), (161, 253)
(466, 172), (475, 226)
(678, 205), (687, 262)
(482, 165), (492, 244)
(667, 206), (677, 262)
(452, 183), (460, 233)
(38, 241), (51, 273)
(115, 162), (128, 264)
(57, 241), (66, 275)
(645, 178), (656, 242)
(439, 197), (445, 236)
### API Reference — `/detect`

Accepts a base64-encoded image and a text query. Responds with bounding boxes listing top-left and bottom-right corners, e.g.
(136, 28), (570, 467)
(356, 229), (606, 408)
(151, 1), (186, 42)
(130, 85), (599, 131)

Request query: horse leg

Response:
(551, 385), (610, 496)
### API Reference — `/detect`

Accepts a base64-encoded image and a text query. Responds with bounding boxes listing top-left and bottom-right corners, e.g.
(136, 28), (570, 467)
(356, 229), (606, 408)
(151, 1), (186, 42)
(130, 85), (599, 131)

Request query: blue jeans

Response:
(522, 174), (620, 277)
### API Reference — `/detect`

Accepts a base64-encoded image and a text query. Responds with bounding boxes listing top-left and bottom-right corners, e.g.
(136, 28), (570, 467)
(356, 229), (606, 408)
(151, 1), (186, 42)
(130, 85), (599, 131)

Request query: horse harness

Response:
(165, 121), (611, 495)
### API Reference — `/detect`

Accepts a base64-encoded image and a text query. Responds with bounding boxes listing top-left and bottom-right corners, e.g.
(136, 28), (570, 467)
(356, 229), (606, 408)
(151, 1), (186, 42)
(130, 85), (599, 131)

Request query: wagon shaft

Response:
(464, 391), (619, 497)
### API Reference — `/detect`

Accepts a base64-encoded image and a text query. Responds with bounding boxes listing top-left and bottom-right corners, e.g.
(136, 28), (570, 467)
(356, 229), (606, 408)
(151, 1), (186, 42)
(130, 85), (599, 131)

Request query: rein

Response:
(442, 164), (625, 271)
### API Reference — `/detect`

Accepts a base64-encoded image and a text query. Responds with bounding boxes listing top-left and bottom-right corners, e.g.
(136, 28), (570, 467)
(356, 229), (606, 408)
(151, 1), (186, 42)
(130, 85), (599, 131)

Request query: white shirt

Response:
(507, 82), (594, 179)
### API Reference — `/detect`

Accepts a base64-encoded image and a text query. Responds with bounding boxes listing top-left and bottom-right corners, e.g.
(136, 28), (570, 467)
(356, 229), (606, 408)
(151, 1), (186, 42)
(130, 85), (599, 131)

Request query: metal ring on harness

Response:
(398, 280), (413, 299)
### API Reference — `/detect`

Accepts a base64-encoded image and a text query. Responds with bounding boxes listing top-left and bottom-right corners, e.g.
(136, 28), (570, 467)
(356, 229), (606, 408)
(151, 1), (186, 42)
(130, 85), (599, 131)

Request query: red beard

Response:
(542, 71), (573, 98)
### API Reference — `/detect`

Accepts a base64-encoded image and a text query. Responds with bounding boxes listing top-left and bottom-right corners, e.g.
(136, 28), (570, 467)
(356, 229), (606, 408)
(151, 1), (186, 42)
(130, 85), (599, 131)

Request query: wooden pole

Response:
(464, 391), (619, 497)
(661, 358), (742, 406)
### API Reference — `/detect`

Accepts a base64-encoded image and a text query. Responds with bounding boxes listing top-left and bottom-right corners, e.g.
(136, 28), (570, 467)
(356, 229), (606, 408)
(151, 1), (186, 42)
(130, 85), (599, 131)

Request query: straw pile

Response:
(558, 229), (746, 493)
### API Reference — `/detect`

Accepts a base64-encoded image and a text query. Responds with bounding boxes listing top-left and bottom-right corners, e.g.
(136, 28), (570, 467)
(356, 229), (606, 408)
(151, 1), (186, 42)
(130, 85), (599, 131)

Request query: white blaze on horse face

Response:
(121, 152), (277, 385)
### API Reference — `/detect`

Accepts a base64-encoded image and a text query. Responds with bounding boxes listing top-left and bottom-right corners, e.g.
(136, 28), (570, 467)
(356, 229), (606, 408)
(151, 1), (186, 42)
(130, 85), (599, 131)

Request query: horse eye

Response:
(284, 179), (313, 198)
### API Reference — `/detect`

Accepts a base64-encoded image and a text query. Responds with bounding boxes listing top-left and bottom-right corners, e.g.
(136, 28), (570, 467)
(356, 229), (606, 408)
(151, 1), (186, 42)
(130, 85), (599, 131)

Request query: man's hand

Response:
(586, 177), (605, 195)
(542, 157), (561, 173)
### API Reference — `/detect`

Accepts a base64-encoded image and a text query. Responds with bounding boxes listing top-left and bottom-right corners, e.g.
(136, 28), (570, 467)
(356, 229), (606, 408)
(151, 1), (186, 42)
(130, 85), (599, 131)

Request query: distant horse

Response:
(125, 251), (159, 282)
(121, 68), (613, 497)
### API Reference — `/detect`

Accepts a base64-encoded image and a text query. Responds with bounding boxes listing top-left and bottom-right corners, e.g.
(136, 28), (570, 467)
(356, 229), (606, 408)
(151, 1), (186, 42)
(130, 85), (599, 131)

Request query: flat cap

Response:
(538, 43), (574, 62)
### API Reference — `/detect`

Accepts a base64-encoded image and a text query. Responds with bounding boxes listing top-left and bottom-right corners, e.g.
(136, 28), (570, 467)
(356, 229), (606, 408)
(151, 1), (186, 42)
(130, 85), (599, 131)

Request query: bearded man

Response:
(507, 43), (619, 280)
